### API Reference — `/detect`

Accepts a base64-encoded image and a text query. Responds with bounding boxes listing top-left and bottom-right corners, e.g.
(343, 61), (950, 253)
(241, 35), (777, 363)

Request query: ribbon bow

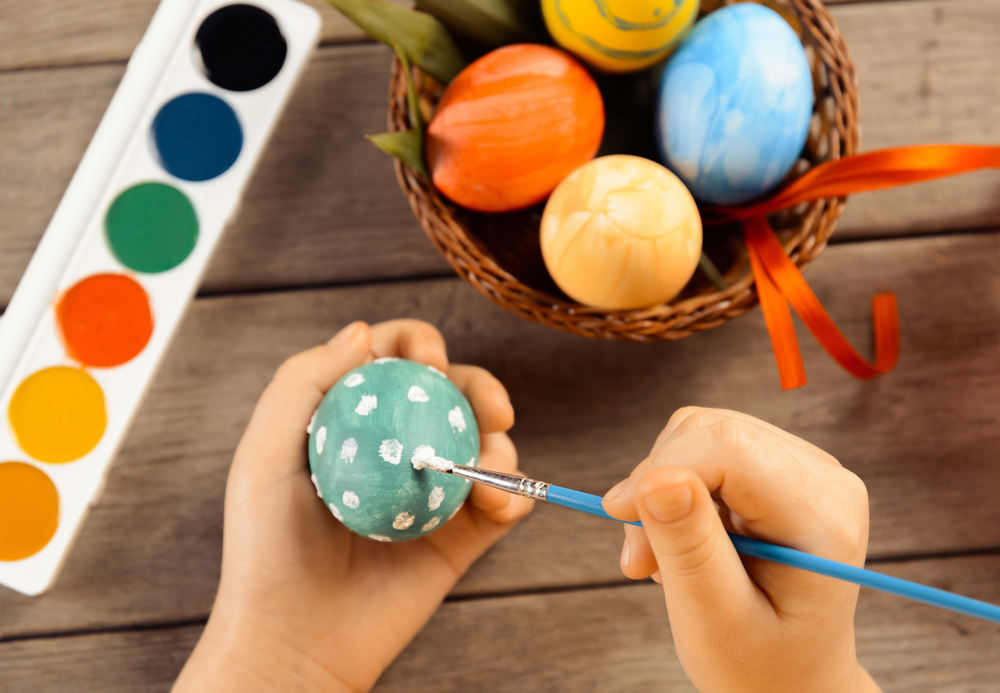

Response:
(714, 145), (1000, 390)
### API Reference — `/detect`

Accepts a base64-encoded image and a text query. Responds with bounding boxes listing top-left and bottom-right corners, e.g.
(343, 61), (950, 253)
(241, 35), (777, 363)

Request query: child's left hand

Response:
(172, 320), (533, 693)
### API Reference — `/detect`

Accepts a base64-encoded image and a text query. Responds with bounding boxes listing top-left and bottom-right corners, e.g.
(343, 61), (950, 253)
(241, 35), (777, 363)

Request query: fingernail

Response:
(642, 483), (694, 523)
(604, 478), (629, 503)
(328, 322), (360, 348)
(620, 537), (630, 568)
(651, 571), (662, 585)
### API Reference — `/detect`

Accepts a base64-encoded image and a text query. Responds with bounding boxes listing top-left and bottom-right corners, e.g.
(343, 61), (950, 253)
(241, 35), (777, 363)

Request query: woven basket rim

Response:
(388, 0), (860, 341)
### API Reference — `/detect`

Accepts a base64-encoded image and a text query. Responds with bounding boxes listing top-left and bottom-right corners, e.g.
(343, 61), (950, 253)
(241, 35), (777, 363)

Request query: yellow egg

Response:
(542, 0), (700, 73)
(540, 155), (702, 309)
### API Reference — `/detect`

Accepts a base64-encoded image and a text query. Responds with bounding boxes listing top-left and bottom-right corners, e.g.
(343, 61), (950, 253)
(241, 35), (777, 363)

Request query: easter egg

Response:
(425, 44), (604, 213)
(656, 3), (814, 205)
(308, 359), (478, 542)
(540, 155), (702, 309)
(542, 0), (699, 73)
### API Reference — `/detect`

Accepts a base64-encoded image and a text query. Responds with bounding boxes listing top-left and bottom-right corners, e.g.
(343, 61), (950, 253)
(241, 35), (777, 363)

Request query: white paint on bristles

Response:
(393, 511), (415, 530)
(407, 385), (429, 402)
(427, 365), (448, 378)
(410, 445), (454, 473)
(448, 406), (466, 432)
(328, 503), (344, 522)
(422, 516), (441, 532)
(354, 394), (377, 416)
(315, 426), (327, 455)
(344, 373), (365, 388)
(340, 437), (358, 464)
(374, 357), (399, 364)
(379, 438), (403, 465)
(369, 534), (393, 542)
(306, 411), (316, 434)
(428, 486), (446, 511)
(343, 490), (360, 509)
(310, 473), (323, 499)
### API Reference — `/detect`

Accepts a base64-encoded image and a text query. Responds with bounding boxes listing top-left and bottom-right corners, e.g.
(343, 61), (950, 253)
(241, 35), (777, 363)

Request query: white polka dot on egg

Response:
(448, 406), (466, 432)
(407, 385), (429, 402)
(379, 439), (403, 465)
(393, 511), (415, 530)
(428, 486), (445, 511)
(343, 490), (360, 509)
(340, 437), (358, 464)
(315, 426), (327, 455)
(354, 394), (377, 416)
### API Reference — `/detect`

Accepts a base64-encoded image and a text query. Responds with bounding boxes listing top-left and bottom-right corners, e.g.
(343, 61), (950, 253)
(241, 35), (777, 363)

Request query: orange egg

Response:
(541, 155), (702, 309)
(425, 44), (605, 213)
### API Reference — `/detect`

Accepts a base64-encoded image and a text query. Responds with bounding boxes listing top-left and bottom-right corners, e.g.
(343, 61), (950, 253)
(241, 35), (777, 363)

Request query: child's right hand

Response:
(602, 408), (883, 693)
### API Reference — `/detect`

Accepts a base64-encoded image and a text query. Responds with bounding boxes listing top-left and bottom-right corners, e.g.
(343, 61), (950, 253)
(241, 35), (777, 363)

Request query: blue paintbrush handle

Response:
(546, 485), (1000, 625)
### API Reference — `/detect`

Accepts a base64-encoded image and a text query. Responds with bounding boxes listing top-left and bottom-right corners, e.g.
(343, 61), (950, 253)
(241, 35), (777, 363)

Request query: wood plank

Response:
(0, 0), (411, 71)
(3, 554), (1000, 692)
(3, 1), (1000, 307)
(833, 0), (1000, 238)
(0, 0), (886, 72)
(2, 231), (1000, 638)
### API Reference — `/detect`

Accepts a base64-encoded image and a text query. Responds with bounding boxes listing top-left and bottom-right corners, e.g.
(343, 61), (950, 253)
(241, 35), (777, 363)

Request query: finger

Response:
(636, 466), (770, 638)
(653, 407), (838, 466)
(605, 414), (840, 526)
(448, 364), (514, 434)
(233, 322), (371, 484)
(620, 524), (658, 579)
(626, 418), (868, 572)
(470, 432), (519, 513)
(369, 319), (448, 372)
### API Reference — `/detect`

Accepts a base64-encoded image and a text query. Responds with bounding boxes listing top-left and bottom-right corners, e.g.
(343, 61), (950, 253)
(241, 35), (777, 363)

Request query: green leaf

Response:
(415, 0), (537, 47)
(698, 252), (729, 292)
(388, 35), (423, 130)
(367, 130), (429, 177)
(325, 0), (466, 83)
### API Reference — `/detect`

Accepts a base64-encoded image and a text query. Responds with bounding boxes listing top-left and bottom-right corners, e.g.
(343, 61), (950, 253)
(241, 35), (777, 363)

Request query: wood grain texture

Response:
(0, 0), (880, 71)
(833, 0), (1000, 238)
(3, 232), (1000, 639)
(3, 1), (1000, 307)
(0, 0), (411, 71)
(4, 554), (1000, 692)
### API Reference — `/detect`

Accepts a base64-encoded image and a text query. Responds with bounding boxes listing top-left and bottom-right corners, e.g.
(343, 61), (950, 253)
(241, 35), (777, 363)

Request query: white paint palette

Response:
(0, 0), (321, 596)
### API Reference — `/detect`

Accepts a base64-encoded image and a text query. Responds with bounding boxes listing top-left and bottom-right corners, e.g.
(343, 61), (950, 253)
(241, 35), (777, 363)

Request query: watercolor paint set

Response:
(0, 0), (321, 595)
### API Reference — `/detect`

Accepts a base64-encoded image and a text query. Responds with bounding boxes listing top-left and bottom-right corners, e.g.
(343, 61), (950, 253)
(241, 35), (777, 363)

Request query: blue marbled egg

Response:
(656, 4), (814, 205)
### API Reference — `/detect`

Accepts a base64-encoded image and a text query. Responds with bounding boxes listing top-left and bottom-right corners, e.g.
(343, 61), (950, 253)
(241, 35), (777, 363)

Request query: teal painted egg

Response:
(656, 3), (814, 205)
(308, 358), (478, 541)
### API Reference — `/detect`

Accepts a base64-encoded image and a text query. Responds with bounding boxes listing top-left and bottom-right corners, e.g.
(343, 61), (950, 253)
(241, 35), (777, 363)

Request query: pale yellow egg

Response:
(540, 155), (702, 309)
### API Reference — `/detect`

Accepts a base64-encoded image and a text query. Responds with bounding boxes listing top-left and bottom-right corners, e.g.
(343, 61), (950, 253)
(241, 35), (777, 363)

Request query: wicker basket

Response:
(387, 0), (859, 342)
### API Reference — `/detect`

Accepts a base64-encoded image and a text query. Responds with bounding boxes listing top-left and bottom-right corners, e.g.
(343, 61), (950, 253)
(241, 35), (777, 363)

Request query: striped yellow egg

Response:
(542, 0), (700, 73)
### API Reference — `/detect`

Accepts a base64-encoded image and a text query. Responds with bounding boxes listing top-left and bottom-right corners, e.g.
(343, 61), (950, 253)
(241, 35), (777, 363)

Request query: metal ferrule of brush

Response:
(449, 465), (550, 501)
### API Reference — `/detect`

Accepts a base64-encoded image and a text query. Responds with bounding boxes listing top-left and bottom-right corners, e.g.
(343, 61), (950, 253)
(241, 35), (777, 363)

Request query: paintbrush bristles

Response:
(409, 445), (456, 473)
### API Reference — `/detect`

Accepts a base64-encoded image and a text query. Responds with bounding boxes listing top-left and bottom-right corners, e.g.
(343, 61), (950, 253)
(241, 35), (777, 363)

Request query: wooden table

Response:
(2, 1), (1000, 690)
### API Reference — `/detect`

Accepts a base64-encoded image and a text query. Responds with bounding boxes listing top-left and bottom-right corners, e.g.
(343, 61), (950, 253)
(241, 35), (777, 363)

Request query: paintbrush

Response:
(417, 458), (1000, 625)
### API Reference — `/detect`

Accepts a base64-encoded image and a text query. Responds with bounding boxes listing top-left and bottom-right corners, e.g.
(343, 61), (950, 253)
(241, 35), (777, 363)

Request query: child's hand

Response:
(602, 408), (882, 693)
(173, 320), (533, 693)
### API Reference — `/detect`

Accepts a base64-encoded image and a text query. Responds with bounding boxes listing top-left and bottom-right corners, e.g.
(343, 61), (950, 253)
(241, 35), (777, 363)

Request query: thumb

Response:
(635, 466), (765, 634)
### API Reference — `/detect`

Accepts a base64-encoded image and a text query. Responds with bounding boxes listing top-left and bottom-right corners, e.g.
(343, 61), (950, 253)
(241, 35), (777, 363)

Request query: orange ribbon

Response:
(719, 144), (1000, 389)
